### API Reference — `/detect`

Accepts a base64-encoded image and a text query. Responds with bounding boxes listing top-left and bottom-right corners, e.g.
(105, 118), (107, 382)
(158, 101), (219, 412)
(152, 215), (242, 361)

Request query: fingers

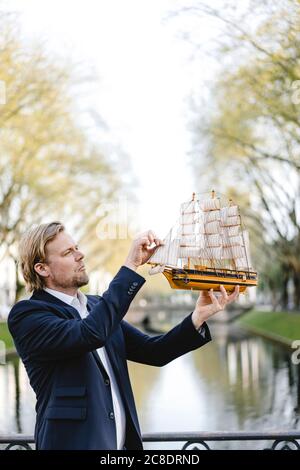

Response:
(196, 290), (211, 307)
(209, 285), (239, 308)
(219, 285), (228, 305)
(227, 285), (240, 302)
(139, 230), (164, 248)
(207, 289), (223, 315)
(148, 230), (155, 245)
(208, 289), (221, 308)
(197, 284), (239, 308)
(208, 289), (215, 303)
(140, 236), (152, 247)
(218, 284), (239, 304)
(151, 233), (164, 247)
(194, 285), (240, 322)
(154, 237), (164, 247)
(147, 244), (161, 255)
(147, 230), (160, 245)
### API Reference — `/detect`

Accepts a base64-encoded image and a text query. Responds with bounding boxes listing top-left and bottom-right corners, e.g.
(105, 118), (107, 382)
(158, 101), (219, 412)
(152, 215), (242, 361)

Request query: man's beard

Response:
(73, 271), (89, 288)
(53, 271), (89, 289)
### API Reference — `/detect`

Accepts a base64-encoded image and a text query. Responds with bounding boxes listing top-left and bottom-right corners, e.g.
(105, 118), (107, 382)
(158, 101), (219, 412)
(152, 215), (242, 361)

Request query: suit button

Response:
(133, 282), (138, 286)
(109, 411), (115, 420)
(104, 378), (110, 386)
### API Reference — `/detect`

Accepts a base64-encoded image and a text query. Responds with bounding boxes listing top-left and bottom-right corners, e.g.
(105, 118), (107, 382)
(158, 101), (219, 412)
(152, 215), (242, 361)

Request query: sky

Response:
(3, 0), (223, 237)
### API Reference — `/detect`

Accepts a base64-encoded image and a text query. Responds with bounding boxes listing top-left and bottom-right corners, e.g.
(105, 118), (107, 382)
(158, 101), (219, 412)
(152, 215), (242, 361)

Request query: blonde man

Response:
(8, 222), (239, 450)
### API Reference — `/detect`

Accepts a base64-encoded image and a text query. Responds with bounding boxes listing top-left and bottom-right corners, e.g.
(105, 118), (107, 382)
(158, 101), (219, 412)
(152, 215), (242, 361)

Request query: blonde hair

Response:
(19, 221), (65, 292)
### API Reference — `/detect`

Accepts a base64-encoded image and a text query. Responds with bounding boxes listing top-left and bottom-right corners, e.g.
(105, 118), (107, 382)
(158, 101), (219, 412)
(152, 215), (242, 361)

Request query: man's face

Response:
(41, 231), (89, 290)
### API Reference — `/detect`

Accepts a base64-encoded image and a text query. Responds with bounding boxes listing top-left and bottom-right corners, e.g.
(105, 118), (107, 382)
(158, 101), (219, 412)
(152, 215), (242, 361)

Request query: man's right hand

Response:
(124, 230), (163, 272)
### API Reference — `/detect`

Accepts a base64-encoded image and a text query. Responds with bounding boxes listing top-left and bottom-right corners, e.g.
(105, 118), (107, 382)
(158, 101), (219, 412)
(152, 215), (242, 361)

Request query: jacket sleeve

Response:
(8, 266), (145, 362)
(122, 314), (211, 367)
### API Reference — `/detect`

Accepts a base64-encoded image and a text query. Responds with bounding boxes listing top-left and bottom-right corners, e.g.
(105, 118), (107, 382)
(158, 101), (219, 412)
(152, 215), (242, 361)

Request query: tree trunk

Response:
(281, 265), (289, 310)
(14, 259), (24, 303)
(293, 270), (300, 311)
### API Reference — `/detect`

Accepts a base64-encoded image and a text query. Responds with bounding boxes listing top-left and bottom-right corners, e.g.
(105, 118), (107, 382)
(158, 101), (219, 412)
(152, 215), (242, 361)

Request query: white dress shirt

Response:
(44, 287), (126, 450)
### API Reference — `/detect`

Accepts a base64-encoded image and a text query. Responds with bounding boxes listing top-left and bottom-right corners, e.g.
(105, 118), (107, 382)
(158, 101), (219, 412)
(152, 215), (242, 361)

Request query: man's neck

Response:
(45, 285), (78, 297)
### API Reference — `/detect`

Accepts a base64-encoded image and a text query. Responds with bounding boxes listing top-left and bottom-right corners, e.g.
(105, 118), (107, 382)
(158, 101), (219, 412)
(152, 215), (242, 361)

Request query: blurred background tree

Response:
(176, 0), (300, 309)
(0, 9), (136, 301)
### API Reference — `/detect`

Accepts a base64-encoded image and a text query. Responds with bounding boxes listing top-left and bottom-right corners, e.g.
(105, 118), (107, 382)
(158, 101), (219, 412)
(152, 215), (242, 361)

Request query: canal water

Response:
(0, 322), (299, 449)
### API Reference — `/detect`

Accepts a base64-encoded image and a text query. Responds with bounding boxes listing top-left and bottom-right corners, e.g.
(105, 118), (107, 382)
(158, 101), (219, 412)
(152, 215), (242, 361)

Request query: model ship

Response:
(148, 191), (258, 293)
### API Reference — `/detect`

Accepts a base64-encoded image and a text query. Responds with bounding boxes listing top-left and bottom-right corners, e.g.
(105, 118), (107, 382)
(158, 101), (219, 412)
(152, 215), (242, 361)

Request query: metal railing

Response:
(1, 431), (300, 450)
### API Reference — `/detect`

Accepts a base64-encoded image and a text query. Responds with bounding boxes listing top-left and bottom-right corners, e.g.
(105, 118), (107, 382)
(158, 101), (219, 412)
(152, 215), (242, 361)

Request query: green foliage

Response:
(239, 309), (300, 343)
(0, 321), (14, 349)
(0, 10), (139, 299)
(190, 0), (300, 307)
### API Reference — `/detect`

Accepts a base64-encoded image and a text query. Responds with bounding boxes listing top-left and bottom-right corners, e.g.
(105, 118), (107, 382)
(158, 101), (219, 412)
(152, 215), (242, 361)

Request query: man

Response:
(8, 222), (239, 450)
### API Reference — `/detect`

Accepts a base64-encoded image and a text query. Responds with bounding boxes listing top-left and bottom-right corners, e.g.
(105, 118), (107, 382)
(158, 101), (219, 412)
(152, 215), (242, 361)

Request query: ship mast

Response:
(187, 192), (196, 270)
(228, 198), (237, 271)
(209, 189), (217, 273)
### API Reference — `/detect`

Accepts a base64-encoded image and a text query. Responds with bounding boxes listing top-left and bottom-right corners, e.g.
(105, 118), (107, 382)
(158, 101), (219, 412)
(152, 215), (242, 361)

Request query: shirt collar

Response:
(44, 287), (87, 310)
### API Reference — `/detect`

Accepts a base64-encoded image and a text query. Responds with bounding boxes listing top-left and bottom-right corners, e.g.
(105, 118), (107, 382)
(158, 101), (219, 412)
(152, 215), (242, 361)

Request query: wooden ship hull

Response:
(162, 266), (257, 293)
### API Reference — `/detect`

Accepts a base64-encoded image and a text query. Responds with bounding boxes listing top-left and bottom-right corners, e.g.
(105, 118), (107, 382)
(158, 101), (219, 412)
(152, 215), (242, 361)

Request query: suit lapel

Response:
(85, 298), (110, 376)
(32, 290), (108, 375)
(59, 304), (81, 320)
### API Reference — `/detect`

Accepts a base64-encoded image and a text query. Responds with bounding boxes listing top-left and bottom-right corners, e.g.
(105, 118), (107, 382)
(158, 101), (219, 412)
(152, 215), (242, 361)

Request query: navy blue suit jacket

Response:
(8, 266), (211, 450)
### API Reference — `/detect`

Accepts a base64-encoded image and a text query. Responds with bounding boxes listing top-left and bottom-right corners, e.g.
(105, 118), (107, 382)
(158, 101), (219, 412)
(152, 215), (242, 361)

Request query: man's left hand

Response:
(191, 285), (240, 330)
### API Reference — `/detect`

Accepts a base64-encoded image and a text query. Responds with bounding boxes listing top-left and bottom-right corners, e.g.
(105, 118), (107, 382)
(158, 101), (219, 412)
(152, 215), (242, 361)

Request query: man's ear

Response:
(34, 263), (50, 279)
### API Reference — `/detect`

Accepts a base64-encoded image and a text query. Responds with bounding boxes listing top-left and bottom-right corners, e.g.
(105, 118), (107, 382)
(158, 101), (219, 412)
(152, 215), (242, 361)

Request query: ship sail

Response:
(179, 200), (200, 258)
(149, 229), (180, 267)
(148, 264), (165, 275)
(148, 192), (253, 274)
(234, 230), (252, 269)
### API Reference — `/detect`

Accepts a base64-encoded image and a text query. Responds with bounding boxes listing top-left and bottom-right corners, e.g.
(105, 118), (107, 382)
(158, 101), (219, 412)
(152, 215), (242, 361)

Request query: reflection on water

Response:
(0, 322), (299, 449)
(0, 357), (36, 436)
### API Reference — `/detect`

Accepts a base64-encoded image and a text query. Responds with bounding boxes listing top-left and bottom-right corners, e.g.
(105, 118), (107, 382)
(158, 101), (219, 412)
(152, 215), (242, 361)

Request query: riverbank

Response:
(238, 309), (300, 347)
